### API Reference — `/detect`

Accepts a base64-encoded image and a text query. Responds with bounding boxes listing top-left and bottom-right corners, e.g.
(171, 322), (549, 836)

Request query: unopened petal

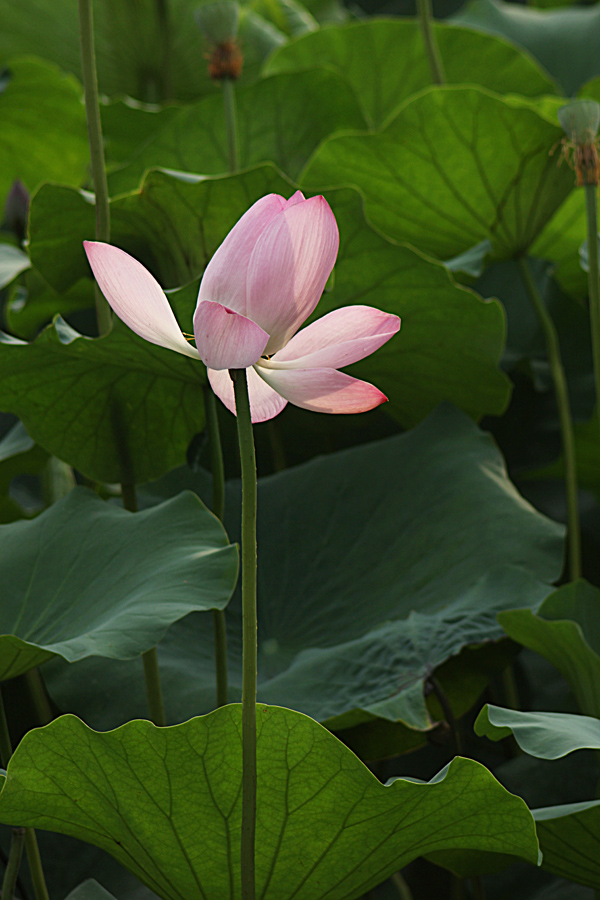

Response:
(246, 195), (339, 355)
(196, 194), (287, 316)
(284, 190), (305, 208)
(194, 300), (269, 370)
(269, 306), (400, 369)
(255, 365), (387, 414)
(208, 367), (288, 422)
(84, 241), (199, 358)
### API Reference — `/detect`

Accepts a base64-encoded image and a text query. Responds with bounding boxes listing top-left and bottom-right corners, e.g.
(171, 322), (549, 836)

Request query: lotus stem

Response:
(0, 688), (49, 900)
(2, 827), (25, 900)
(416, 0), (446, 85)
(517, 256), (581, 581)
(392, 872), (414, 900)
(121, 483), (167, 726)
(78, 0), (112, 335)
(585, 184), (600, 439)
(142, 647), (167, 726)
(23, 669), (53, 725)
(203, 386), (230, 707)
(232, 367), (258, 900)
(223, 79), (240, 173)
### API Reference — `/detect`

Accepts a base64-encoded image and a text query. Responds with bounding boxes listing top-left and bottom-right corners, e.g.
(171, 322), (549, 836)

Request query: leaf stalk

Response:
(517, 256), (581, 581)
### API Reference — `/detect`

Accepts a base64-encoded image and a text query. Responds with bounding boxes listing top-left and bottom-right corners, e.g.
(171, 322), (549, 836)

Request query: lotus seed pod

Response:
(558, 100), (600, 145)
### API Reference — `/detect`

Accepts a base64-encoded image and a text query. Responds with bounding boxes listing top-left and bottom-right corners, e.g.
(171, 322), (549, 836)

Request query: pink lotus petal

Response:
(270, 306), (400, 369)
(208, 367), (288, 422)
(194, 300), (269, 370)
(246, 195), (339, 355)
(84, 242), (199, 358)
(284, 190), (305, 208)
(255, 365), (387, 414)
(196, 194), (287, 316)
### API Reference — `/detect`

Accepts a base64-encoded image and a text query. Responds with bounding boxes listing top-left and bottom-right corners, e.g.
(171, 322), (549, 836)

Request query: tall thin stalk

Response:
(416, 0), (446, 85)
(204, 386), (229, 707)
(585, 183), (600, 438)
(78, 0), (112, 335)
(232, 368), (258, 900)
(518, 257), (581, 580)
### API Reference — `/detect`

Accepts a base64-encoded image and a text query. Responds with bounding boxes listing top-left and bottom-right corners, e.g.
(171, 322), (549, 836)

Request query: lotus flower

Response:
(84, 192), (400, 423)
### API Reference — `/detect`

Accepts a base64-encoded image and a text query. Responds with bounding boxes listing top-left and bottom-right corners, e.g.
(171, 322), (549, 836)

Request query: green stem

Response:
(429, 675), (461, 756)
(23, 831), (49, 900)
(142, 647), (167, 726)
(0, 689), (49, 900)
(204, 386), (229, 707)
(2, 828), (25, 900)
(223, 79), (240, 173)
(585, 184), (600, 438)
(78, 0), (112, 336)
(416, 0), (446, 85)
(392, 872), (414, 900)
(121, 483), (167, 726)
(232, 368), (257, 900)
(156, 0), (171, 99)
(205, 386), (226, 521)
(517, 256), (581, 581)
(22, 669), (53, 725)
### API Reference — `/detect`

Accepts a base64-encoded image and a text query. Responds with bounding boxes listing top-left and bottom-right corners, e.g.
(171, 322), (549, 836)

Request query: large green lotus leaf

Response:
(452, 0), (600, 96)
(0, 317), (207, 484)
(498, 580), (600, 719)
(29, 166), (293, 295)
(264, 18), (557, 129)
(531, 190), (587, 299)
(101, 99), (182, 173)
(0, 58), (88, 209)
(532, 802), (600, 889)
(301, 86), (573, 262)
(0, 705), (539, 900)
(168, 189), (510, 426)
(0, 487), (237, 682)
(475, 705), (600, 759)
(108, 70), (367, 194)
(47, 406), (564, 735)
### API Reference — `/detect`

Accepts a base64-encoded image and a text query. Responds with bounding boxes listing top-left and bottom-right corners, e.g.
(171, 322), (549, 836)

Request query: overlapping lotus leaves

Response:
(107, 69), (368, 194)
(0, 705), (540, 900)
(533, 802), (600, 889)
(498, 580), (600, 718)
(29, 167), (294, 294)
(0, 318), (207, 484)
(0, 58), (88, 208)
(47, 406), (564, 736)
(476, 699), (600, 889)
(300, 86), (573, 261)
(264, 18), (558, 128)
(0, 487), (238, 681)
